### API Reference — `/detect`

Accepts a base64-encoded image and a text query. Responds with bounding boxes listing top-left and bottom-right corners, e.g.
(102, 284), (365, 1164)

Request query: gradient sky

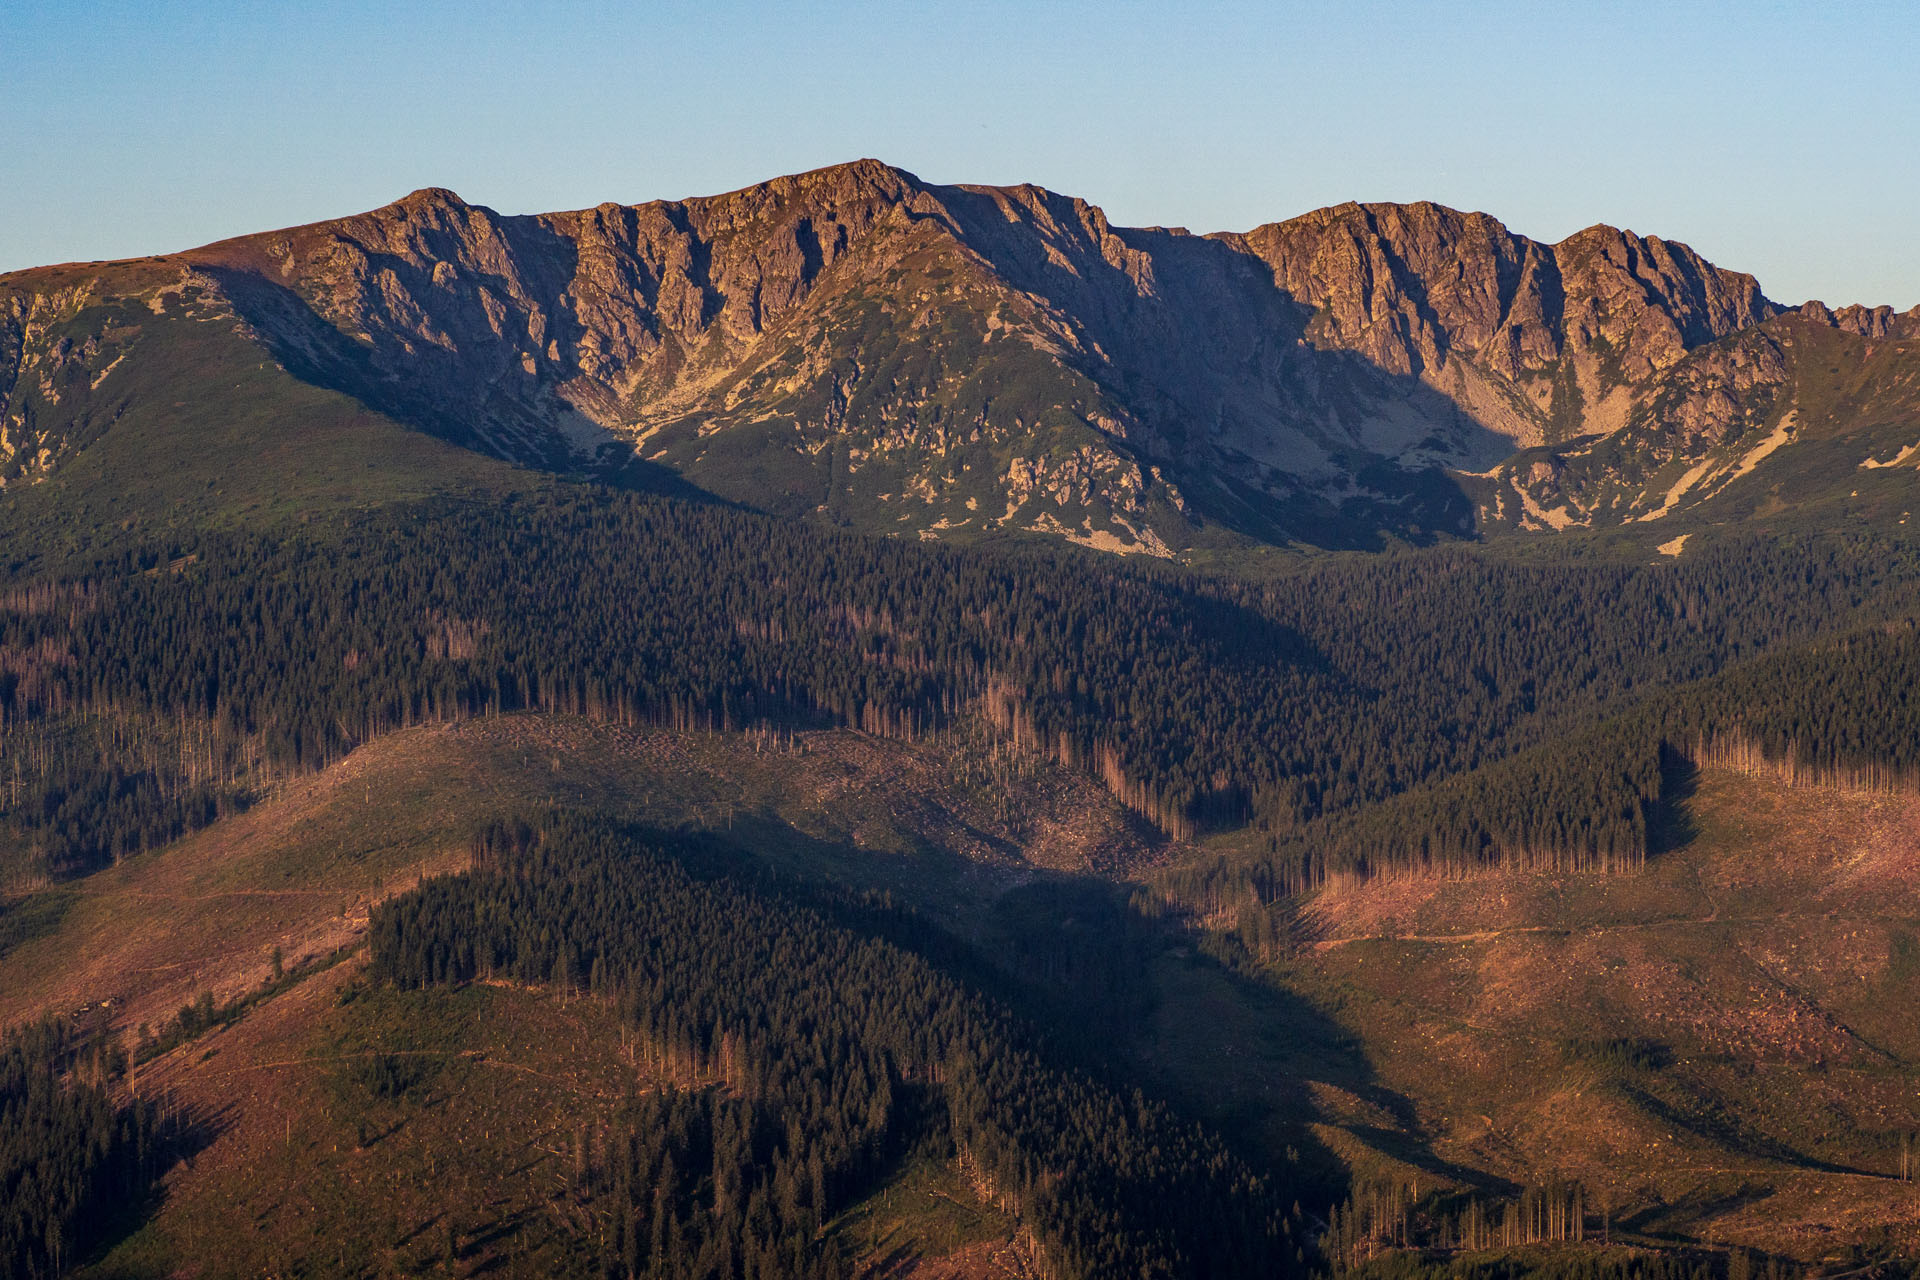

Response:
(3, 1), (1915, 307)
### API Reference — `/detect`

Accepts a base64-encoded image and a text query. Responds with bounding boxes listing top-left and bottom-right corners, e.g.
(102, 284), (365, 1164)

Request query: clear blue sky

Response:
(3, 0), (1915, 307)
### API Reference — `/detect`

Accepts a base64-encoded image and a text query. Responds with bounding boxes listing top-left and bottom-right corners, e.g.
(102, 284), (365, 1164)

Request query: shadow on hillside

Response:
(692, 797), (1033, 897)
(1611, 1078), (1872, 1176)
(198, 263), (729, 510)
(705, 802), (1497, 1205)
(461, 1206), (535, 1258)
(1153, 917), (1503, 1202)
(608, 806), (1359, 1201)
(78, 1097), (228, 1274)
(1613, 1178), (1777, 1245)
(1648, 745), (1701, 857)
(934, 184), (1497, 551)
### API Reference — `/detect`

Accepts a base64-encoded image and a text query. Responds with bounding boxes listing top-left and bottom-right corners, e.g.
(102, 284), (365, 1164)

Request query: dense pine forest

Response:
(1159, 613), (1920, 944)
(0, 1019), (168, 1279)
(4, 481), (1919, 884)
(371, 813), (1300, 1279)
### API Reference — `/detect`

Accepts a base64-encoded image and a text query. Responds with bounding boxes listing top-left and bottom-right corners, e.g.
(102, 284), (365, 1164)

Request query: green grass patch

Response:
(0, 299), (531, 573)
(827, 1154), (1018, 1267)
(0, 888), (76, 962)
(1560, 1036), (1670, 1074)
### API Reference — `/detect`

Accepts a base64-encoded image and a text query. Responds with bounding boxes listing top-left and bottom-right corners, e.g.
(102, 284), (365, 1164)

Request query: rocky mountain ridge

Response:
(5, 159), (1917, 551)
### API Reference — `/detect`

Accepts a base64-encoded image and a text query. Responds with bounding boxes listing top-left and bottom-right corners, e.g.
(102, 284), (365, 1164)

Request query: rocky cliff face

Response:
(5, 160), (1916, 549)
(1241, 203), (1774, 410)
(0, 269), (169, 485)
(1477, 308), (1920, 533)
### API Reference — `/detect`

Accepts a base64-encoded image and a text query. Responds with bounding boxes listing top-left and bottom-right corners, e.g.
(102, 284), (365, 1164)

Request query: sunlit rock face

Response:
(7, 160), (1917, 548)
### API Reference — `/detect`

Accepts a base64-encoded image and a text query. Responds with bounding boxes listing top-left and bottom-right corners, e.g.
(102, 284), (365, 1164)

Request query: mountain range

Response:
(8, 158), (1918, 555)
(10, 161), (1920, 1276)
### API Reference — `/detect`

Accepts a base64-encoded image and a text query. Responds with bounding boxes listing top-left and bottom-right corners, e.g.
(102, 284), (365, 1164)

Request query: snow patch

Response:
(1721, 413), (1795, 486)
(1514, 482), (1579, 530)
(1634, 453), (1724, 523)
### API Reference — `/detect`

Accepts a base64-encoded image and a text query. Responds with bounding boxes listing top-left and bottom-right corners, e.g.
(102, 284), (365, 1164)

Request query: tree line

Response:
(1158, 614), (1920, 946)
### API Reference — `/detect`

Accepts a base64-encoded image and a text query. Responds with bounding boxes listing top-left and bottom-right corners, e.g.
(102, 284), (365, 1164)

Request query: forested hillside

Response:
(7, 477), (1920, 1271)
(4, 480), (1918, 886)
(1158, 610), (1920, 946)
(371, 813), (1299, 1279)
(0, 1019), (168, 1279)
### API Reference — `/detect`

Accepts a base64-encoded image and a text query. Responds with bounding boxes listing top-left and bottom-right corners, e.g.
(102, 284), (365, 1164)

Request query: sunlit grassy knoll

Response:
(827, 1155), (1031, 1279)
(26, 705), (1109, 1278)
(0, 296), (529, 570)
(0, 711), (1157, 1056)
(84, 974), (637, 1278)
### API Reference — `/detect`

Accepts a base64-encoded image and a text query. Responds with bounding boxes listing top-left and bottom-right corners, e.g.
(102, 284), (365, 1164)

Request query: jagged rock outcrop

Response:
(3, 159), (1911, 548)
(1793, 299), (1920, 339)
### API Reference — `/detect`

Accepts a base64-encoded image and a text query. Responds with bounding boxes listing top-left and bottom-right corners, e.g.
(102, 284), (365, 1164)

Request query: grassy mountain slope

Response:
(1478, 316), (1920, 538)
(1265, 764), (1920, 1262)
(0, 277), (526, 569)
(0, 714), (1157, 1038)
(2, 713), (1153, 1277)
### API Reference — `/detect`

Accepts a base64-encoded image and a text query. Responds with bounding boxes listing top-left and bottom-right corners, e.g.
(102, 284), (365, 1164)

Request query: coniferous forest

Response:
(3, 465), (1919, 1271)
(4, 484), (1917, 884)
(0, 1019), (168, 1280)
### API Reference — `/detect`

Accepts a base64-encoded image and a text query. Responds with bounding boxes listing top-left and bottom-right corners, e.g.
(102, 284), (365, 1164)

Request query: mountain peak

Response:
(393, 186), (469, 211)
(823, 156), (908, 184)
(694, 158), (918, 208)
